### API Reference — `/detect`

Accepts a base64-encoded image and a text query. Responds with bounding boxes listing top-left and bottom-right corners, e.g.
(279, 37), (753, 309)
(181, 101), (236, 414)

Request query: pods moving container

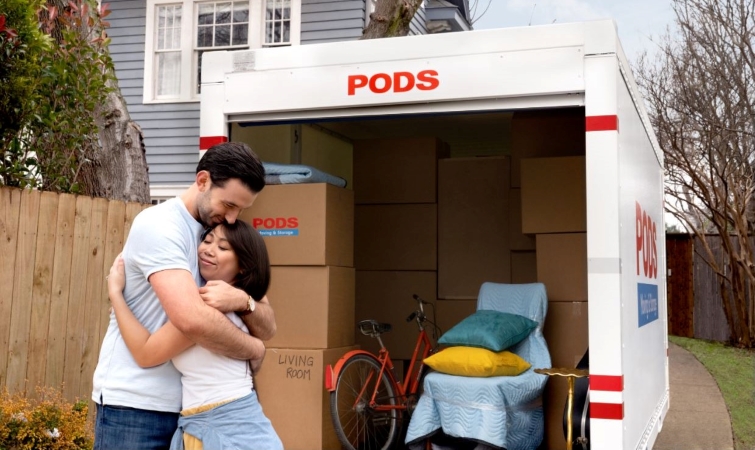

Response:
(200, 20), (668, 450)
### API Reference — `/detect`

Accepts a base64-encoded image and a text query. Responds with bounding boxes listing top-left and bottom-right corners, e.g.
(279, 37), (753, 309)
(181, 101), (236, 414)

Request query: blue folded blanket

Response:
(263, 162), (347, 188)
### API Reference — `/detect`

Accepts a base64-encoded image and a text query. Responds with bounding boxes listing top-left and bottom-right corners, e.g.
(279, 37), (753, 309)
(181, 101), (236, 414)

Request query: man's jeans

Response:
(94, 402), (179, 450)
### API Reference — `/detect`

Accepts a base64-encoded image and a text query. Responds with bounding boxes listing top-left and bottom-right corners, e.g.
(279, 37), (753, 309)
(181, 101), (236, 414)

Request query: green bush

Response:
(0, 387), (93, 450)
(0, 0), (115, 193)
(0, 0), (47, 187)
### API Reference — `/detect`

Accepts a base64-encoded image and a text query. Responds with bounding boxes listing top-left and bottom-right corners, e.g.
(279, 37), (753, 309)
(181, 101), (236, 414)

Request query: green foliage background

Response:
(0, 0), (114, 193)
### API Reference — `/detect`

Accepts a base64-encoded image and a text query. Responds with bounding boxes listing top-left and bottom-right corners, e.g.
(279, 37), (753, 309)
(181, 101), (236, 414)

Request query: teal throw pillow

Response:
(438, 310), (538, 352)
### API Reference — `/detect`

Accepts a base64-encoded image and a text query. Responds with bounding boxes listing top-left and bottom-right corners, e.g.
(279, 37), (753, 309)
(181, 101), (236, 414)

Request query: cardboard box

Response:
(355, 204), (437, 271)
(543, 301), (588, 368)
(520, 156), (586, 234)
(355, 271), (437, 360)
(436, 299), (478, 338)
(255, 346), (356, 450)
(542, 301), (589, 450)
(510, 108), (586, 188)
(353, 137), (450, 204)
(509, 188), (536, 250)
(536, 234), (587, 301)
(511, 251), (538, 284)
(239, 183), (354, 266)
(438, 157), (511, 299)
(266, 266), (355, 349)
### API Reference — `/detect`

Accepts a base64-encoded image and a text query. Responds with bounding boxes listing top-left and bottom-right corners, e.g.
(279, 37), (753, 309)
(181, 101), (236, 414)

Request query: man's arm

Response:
(150, 269), (265, 360)
(199, 281), (277, 341)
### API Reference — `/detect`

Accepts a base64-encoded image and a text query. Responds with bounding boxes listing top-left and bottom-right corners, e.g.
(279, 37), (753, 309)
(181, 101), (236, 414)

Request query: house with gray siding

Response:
(107, 0), (471, 201)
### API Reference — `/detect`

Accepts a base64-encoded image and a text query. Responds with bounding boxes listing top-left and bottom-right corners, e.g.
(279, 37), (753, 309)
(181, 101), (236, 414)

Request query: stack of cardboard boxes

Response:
(239, 183), (356, 450)
(436, 155), (514, 331)
(513, 109), (589, 450)
(353, 137), (448, 373)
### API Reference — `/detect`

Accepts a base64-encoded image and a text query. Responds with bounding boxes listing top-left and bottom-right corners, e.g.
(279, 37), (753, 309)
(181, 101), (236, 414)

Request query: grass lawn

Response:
(669, 336), (755, 450)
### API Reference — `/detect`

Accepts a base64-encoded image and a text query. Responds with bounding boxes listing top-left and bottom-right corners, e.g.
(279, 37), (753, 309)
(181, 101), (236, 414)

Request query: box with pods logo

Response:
(239, 183), (354, 266)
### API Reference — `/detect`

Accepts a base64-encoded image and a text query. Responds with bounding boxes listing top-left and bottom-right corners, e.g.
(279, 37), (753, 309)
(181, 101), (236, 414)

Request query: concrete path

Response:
(653, 343), (734, 450)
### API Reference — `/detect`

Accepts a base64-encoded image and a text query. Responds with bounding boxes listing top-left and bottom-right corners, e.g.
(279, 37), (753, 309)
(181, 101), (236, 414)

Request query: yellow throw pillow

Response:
(424, 346), (531, 377)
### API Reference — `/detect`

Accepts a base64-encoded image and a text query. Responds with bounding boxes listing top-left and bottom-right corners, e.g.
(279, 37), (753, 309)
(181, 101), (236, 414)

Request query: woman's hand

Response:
(108, 253), (126, 302)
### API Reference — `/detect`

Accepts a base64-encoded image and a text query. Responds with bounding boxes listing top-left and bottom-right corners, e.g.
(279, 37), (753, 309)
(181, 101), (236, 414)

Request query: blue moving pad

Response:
(263, 162), (347, 187)
(406, 282), (551, 450)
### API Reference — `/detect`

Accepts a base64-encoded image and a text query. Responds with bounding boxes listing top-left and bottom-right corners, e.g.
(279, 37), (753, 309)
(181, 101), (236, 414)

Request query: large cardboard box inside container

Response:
(543, 301), (588, 368)
(353, 137), (449, 204)
(520, 156), (586, 234)
(542, 301), (588, 450)
(536, 233), (587, 301)
(266, 266), (355, 349)
(510, 108), (585, 188)
(355, 204), (437, 270)
(438, 156), (511, 299)
(436, 299), (478, 337)
(511, 251), (537, 284)
(509, 189), (536, 250)
(239, 183), (353, 266)
(355, 271), (437, 360)
(255, 346), (356, 450)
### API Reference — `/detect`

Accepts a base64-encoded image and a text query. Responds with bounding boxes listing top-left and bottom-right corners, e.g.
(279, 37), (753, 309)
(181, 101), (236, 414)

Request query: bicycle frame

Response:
(325, 322), (434, 413)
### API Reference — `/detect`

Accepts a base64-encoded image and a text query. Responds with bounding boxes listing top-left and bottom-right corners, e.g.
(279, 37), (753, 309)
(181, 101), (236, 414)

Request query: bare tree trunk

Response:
(81, 77), (150, 203)
(42, 0), (150, 203)
(362, 0), (424, 39)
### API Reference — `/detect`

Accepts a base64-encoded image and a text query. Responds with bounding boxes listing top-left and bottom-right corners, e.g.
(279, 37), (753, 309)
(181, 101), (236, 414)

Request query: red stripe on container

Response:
(590, 375), (624, 392)
(199, 136), (228, 150)
(586, 115), (618, 132)
(590, 402), (624, 420)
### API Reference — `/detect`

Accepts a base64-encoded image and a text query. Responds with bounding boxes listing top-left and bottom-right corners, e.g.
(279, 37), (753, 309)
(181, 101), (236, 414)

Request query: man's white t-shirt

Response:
(92, 197), (204, 413)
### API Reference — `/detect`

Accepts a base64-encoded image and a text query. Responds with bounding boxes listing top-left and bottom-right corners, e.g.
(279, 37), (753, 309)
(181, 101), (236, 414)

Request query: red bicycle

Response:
(325, 294), (439, 450)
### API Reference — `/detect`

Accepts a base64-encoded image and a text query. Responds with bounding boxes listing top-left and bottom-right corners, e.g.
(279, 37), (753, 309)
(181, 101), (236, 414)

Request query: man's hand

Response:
(199, 280), (248, 313)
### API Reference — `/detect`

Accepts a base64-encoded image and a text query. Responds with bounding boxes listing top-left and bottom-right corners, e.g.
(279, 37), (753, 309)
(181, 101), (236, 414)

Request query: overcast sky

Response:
(471, 0), (676, 61)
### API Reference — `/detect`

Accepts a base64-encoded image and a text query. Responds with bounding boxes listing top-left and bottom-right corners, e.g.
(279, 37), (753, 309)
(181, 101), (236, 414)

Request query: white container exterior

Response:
(199, 20), (668, 450)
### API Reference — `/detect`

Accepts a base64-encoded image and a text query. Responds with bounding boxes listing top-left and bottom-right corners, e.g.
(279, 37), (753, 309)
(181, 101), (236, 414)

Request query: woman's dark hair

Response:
(197, 141), (266, 193)
(206, 221), (271, 301)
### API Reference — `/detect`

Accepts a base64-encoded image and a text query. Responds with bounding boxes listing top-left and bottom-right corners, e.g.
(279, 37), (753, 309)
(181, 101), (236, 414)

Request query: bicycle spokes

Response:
(330, 355), (401, 450)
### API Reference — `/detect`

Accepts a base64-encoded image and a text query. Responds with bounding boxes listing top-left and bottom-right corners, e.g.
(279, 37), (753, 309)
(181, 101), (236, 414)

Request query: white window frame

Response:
(144, 0), (301, 104)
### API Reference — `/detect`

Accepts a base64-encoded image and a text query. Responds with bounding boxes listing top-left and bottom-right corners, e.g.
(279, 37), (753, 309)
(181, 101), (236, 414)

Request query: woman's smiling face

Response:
(198, 225), (240, 283)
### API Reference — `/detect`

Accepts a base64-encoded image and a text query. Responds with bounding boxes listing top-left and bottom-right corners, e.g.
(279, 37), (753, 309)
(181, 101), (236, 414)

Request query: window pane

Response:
(283, 23), (290, 43)
(173, 26), (182, 48)
(156, 51), (181, 97)
(158, 6), (166, 28)
(216, 2), (231, 24)
(283, 5), (290, 19)
(157, 5), (181, 50)
(232, 23), (248, 45)
(198, 3), (214, 25)
(273, 22), (280, 43)
(197, 25), (213, 47)
(233, 3), (248, 23)
(266, 21), (273, 43)
(215, 24), (230, 46)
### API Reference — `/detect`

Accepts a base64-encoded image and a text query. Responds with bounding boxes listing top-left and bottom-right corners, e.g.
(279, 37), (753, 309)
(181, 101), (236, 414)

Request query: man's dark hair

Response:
(197, 142), (265, 193)
(206, 221), (270, 301)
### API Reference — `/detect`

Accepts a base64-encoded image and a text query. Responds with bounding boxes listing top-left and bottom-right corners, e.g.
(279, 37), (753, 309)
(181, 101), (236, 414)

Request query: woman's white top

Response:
(172, 312), (253, 410)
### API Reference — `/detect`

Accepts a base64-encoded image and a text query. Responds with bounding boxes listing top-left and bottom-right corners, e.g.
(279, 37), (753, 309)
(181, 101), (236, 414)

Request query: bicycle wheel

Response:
(330, 354), (400, 450)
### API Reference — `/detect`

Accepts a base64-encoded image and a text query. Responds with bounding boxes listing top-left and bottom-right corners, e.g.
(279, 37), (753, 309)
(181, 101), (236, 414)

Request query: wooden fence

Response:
(0, 186), (149, 403)
(666, 233), (754, 342)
